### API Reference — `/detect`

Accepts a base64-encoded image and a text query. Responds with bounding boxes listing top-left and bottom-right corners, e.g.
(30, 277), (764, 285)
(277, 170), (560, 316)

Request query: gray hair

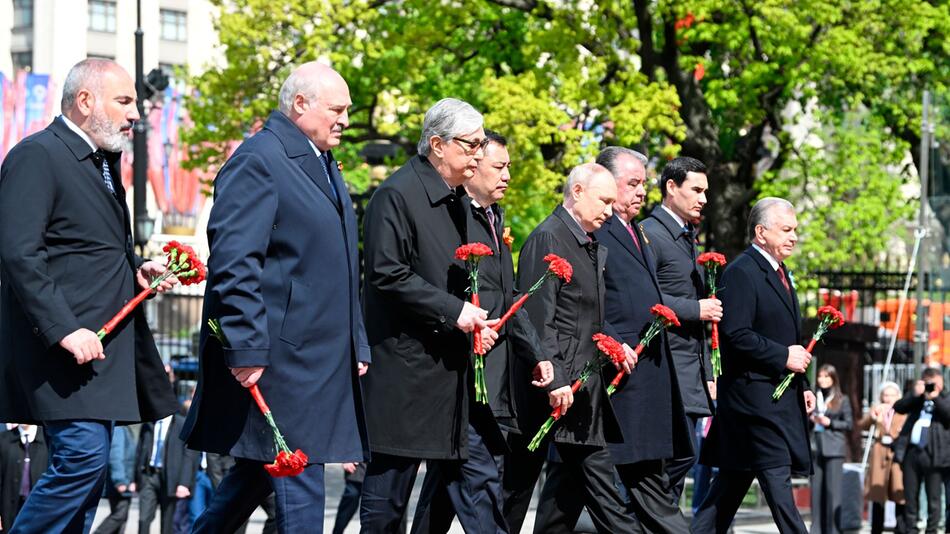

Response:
(878, 381), (901, 397)
(61, 58), (119, 113)
(748, 197), (795, 241)
(563, 162), (611, 200)
(278, 69), (319, 115)
(596, 146), (647, 177)
(417, 98), (483, 157)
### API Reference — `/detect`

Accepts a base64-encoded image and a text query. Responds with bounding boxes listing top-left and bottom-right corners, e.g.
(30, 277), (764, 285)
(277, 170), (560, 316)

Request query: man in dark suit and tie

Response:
(411, 130), (553, 533)
(640, 156), (720, 499)
(504, 162), (637, 533)
(135, 412), (198, 534)
(359, 98), (505, 533)
(182, 62), (369, 533)
(0, 58), (179, 533)
(593, 148), (694, 532)
(692, 197), (816, 533)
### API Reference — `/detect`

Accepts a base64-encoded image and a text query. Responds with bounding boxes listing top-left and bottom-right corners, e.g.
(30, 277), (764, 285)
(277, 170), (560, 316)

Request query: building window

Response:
(12, 51), (33, 72)
(13, 0), (33, 29)
(160, 9), (187, 42)
(89, 1), (117, 33)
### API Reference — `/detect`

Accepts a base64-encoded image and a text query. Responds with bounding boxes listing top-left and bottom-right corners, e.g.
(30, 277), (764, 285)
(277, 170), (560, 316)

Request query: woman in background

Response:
(858, 381), (906, 534)
(811, 364), (854, 534)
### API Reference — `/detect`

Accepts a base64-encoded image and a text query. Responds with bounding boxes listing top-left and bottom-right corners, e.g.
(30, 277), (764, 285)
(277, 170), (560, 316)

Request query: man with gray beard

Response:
(0, 58), (179, 533)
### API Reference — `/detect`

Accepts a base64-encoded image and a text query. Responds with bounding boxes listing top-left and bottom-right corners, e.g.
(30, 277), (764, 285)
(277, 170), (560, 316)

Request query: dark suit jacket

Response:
(700, 246), (812, 474)
(595, 215), (692, 464)
(812, 394), (853, 459)
(137, 415), (198, 497)
(0, 117), (177, 424)
(893, 391), (950, 467)
(467, 201), (544, 430)
(641, 206), (713, 417)
(515, 206), (620, 447)
(182, 111), (368, 464)
(0, 427), (47, 529)
(362, 155), (505, 459)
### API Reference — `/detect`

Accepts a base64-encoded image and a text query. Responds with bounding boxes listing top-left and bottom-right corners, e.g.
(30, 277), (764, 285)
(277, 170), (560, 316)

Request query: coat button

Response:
(32, 327), (39, 335)
(439, 316), (446, 324)
(273, 224), (278, 230)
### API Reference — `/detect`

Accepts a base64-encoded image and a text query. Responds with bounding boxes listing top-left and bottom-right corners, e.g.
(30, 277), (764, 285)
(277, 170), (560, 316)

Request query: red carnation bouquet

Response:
(606, 304), (680, 395)
(492, 254), (573, 332)
(697, 252), (727, 377)
(527, 333), (626, 451)
(208, 319), (309, 477)
(772, 305), (845, 400)
(456, 243), (494, 404)
(97, 241), (206, 340)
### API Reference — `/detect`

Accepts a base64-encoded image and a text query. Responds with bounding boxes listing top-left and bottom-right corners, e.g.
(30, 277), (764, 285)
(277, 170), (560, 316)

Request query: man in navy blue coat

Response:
(692, 197), (816, 533)
(182, 62), (369, 533)
(593, 148), (693, 532)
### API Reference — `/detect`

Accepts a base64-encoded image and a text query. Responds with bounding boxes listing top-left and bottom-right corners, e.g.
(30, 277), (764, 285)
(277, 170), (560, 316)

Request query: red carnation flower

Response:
(696, 252), (727, 267)
(543, 254), (573, 283)
(650, 304), (681, 328)
(264, 449), (309, 478)
(593, 333), (626, 365)
(817, 305), (845, 328)
(455, 243), (494, 261)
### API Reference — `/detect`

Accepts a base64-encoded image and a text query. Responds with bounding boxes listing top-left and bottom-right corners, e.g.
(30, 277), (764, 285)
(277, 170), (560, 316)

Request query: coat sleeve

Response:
(893, 392), (921, 415)
(205, 152), (278, 368)
(517, 231), (569, 390)
(932, 393), (950, 425)
(718, 264), (788, 377)
(508, 306), (545, 368)
(0, 140), (82, 347)
(363, 186), (465, 330)
(830, 397), (854, 431)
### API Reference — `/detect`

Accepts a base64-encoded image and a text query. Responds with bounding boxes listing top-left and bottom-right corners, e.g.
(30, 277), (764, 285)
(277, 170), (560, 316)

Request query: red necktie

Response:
(625, 223), (642, 253)
(777, 265), (791, 295)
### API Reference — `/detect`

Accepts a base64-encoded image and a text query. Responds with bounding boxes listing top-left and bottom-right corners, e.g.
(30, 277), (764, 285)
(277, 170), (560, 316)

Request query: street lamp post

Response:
(133, 0), (151, 251)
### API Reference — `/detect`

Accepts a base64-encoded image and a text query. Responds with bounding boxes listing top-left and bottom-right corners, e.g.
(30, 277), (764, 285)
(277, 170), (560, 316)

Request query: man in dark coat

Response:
(503, 163), (637, 533)
(411, 131), (552, 533)
(0, 58), (179, 533)
(693, 197), (816, 534)
(359, 98), (506, 533)
(589, 148), (693, 532)
(181, 62), (369, 533)
(0, 425), (47, 531)
(136, 412), (198, 534)
(640, 155), (719, 499)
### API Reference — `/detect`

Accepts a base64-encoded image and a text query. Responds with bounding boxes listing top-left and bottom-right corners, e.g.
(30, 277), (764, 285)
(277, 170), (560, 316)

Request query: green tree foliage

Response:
(182, 0), (949, 272)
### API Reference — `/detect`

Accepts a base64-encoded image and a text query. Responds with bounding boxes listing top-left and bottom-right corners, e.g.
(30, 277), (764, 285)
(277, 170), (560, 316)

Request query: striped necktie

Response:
(94, 150), (117, 195)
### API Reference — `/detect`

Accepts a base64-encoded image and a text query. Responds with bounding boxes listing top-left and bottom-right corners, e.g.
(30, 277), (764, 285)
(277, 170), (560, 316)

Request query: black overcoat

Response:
(361, 155), (505, 460)
(700, 246), (812, 475)
(181, 112), (369, 464)
(595, 215), (692, 464)
(514, 206), (620, 447)
(137, 415), (199, 496)
(0, 117), (177, 424)
(0, 427), (47, 529)
(467, 201), (544, 430)
(641, 207), (714, 417)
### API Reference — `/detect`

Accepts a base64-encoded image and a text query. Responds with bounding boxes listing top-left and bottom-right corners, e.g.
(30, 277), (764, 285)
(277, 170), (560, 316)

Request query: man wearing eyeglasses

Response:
(360, 98), (508, 533)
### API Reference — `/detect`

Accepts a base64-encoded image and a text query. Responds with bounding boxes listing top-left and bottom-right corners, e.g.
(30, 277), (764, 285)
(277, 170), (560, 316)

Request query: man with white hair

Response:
(0, 58), (179, 532)
(182, 61), (369, 532)
(359, 98), (505, 532)
(503, 163), (638, 532)
(693, 197), (816, 533)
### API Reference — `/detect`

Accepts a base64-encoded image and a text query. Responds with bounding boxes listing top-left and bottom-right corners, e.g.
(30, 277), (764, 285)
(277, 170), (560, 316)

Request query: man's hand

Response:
(914, 379), (925, 397)
(230, 366), (265, 388)
(699, 298), (723, 322)
(129, 482), (137, 493)
(342, 462), (359, 475)
(479, 325), (500, 352)
(532, 361), (554, 388)
(358, 362), (369, 376)
(59, 328), (105, 364)
(116, 484), (128, 494)
(804, 390), (817, 415)
(549, 385), (574, 413)
(175, 485), (191, 499)
(785, 345), (811, 373)
(707, 380), (717, 401)
(137, 260), (178, 293)
(455, 301), (489, 333)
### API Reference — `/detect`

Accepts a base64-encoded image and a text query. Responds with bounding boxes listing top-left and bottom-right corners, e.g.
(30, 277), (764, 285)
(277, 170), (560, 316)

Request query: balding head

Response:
(279, 62), (351, 151)
(61, 58), (138, 152)
(563, 163), (617, 233)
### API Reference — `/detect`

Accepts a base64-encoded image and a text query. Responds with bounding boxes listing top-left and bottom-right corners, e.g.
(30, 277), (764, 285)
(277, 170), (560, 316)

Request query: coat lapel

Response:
(606, 216), (648, 271)
(48, 118), (125, 225)
(746, 247), (796, 316)
(263, 111), (342, 214)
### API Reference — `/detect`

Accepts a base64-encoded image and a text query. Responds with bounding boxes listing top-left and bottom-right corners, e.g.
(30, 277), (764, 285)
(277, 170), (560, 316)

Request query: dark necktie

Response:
(624, 223), (642, 253)
(19, 435), (31, 497)
(682, 224), (696, 259)
(92, 150), (116, 195)
(317, 153), (340, 204)
(485, 206), (500, 250)
(777, 265), (791, 295)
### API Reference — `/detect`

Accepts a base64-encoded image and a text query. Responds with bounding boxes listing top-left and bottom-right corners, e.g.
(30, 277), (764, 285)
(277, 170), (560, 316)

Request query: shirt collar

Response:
(18, 425), (37, 444)
(661, 204), (688, 230)
(306, 140), (324, 159)
(752, 243), (781, 271)
(60, 115), (98, 152)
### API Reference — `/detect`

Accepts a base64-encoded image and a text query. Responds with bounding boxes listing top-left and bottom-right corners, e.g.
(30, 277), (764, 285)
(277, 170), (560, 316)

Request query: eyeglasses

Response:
(451, 136), (490, 155)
